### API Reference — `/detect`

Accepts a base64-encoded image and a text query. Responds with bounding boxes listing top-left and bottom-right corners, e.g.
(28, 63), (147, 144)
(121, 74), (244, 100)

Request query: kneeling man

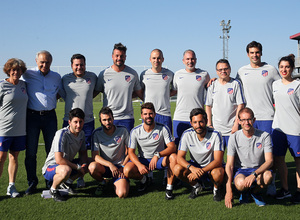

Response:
(42, 108), (88, 202)
(124, 102), (177, 200)
(225, 107), (273, 208)
(89, 107), (130, 198)
(174, 108), (225, 201)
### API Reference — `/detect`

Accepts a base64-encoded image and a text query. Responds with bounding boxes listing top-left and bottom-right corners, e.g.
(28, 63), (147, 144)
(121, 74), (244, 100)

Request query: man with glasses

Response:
(224, 107), (273, 208)
(205, 59), (245, 148)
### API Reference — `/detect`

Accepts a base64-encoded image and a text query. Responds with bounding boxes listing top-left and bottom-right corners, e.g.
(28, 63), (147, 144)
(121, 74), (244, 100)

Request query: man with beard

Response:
(173, 108), (225, 201)
(95, 43), (143, 133)
(88, 107), (130, 198)
(124, 102), (177, 200)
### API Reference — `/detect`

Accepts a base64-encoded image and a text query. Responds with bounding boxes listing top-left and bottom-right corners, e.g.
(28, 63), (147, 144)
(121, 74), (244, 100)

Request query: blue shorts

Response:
(44, 164), (59, 181)
(272, 129), (300, 157)
(188, 160), (210, 182)
(173, 120), (191, 146)
(103, 165), (129, 183)
(223, 136), (230, 149)
(253, 120), (273, 135)
(114, 119), (134, 134)
(131, 157), (165, 170)
(63, 120), (95, 149)
(0, 136), (26, 152)
(234, 168), (256, 179)
(155, 114), (172, 134)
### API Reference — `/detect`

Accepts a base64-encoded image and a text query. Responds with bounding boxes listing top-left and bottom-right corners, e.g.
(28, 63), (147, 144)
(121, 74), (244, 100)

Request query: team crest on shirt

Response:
(86, 78), (91, 84)
(114, 136), (122, 144)
(227, 88), (233, 94)
(125, 75), (131, 82)
(206, 142), (212, 150)
(153, 133), (159, 140)
(162, 74), (168, 80)
(287, 88), (294, 95)
(21, 87), (26, 94)
(256, 143), (262, 149)
(196, 75), (202, 81)
(262, 70), (268, 77)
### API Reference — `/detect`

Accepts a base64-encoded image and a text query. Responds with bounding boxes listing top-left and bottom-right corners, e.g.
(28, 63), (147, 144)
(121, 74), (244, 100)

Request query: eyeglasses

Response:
(239, 118), (253, 122)
(216, 68), (229, 72)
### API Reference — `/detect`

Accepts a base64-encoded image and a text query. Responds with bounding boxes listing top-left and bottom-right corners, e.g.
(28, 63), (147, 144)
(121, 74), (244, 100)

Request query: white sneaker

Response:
(77, 177), (85, 188)
(266, 183), (276, 196)
(7, 185), (20, 198)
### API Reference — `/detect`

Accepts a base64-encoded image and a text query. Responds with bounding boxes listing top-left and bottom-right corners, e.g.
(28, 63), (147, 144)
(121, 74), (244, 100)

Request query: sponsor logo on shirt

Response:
(21, 87), (26, 94)
(227, 88), (233, 94)
(153, 133), (159, 140)
(125, 75), (131, 82)
(196, 75), (202, 81)
(244, 73), (249, 76)
(206, 142), (211, 150)
(287, 88), (294, 95)
(189, 144), (195, 147)
(179, 77), (184, 79)
(162, 74), (168, 80)
(146, 78), (151, 80)
(86, 78), (91, 84)
(107, 79), (113, 81)
(256, 143), (262, 149)
(114, 136), (121, 144)
(262, 70), (268, 77)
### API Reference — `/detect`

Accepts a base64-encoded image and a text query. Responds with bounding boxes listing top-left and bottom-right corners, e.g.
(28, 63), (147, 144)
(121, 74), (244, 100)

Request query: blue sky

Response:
(1, 0), (299, 78)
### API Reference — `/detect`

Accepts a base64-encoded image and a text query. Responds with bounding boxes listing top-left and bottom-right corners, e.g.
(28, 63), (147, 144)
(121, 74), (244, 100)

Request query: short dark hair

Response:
(216, 59), (231, 69)
(69, 108), (85, 121)
(151, 49), (164, 58)
(71, 54), (86, 64)
(189, 108), (207, 122)
(3, 58), (27, 76)
(278, 54), (295, 70)
(238, 107), (254, 120)
(141, 102), (155, 114)
(99, 106), (114, 120)
(246, 41), (262, 53)
(113, 43), (127, 54)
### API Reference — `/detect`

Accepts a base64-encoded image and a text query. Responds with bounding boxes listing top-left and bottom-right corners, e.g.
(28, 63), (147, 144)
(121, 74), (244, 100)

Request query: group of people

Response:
(0, 41), (299, 208)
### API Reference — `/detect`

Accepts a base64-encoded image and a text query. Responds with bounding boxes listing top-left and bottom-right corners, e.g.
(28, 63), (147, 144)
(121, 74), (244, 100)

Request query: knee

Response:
(211, 168), (224, 183)
(60, 165), (72, 177)
(234, 178), (245, 191)
(123, 163), (133, 177)
(173, 164), (184, 177)
(88, 162), (98, 175)
(169, 153), (177, 165)
(115, 188), (128, 198)
(264, 171), (273, 185)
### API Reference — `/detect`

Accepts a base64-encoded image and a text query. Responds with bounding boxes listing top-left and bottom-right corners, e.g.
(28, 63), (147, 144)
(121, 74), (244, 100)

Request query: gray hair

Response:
(36, 50), (53, 61)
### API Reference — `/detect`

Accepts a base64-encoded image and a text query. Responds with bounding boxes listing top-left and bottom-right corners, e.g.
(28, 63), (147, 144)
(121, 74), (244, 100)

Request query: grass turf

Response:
(0, 101), (299, 219)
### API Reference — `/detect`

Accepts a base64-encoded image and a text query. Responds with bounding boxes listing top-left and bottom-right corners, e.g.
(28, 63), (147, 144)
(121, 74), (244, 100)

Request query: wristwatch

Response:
(251, 171), (258, 178)
(154, 152), (161, 159)
(187, 164), (192, 170)
(77, 164), (81, 170)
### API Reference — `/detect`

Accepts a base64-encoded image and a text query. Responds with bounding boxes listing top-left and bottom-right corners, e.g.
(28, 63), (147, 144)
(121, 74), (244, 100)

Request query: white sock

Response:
(166, 184), (173, 190)
(50, 187), (56, 192)
(193, 182), (200, 188)
(9, 182), (15, 186)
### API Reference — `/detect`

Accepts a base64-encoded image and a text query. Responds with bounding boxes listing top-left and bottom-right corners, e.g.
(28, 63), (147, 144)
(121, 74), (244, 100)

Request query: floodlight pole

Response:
(220, 20), (231, 60)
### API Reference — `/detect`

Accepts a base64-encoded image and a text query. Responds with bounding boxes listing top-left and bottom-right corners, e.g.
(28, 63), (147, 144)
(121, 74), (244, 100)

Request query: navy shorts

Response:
(130, 157), (166, 170)
(188, 160), (210, 182)
(103, 165), (129, 183)
(114, 119), (134, 134)
(272, 129), (300, 157)
(0, 136), (26, 152)
(155, 114), (172, 134)
(173, 120), (191, 146)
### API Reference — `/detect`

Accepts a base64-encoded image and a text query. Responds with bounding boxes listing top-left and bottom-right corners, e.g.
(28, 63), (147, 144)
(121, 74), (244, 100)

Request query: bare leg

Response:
(88, 162), (105, 182)
(52, 165), (72, 189)
(114, 179), (129, 198)
(8, 151), (19, 183)
(0, 151), (8, 178)
(124, 162), (143, 180)
(295, 157), (300, 191)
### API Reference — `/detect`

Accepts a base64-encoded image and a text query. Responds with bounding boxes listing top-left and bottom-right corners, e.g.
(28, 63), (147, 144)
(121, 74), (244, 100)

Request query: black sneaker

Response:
(59, 182), (76, 195)
(213, 186), (224, 202)
(25, 182), (37, 195)
(291, 191), (300, 204)
(276, 188), (292, 199)
(188, 184), (202, 199)
(95, 183), (105, 196)
(165, 189), (174, 200)
(138, 176), (149, 192)
(50, 189), (66, 202)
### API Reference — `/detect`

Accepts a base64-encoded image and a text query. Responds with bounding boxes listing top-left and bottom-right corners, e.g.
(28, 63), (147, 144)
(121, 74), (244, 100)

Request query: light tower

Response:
(220, 20), (231, 60)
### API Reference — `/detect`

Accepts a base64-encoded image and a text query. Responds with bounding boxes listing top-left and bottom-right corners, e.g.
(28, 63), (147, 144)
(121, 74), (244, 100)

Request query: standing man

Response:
(224, 108), (273, 208)
(89, 107), (130, 198)
(42, 108), (88, 202)
(173, 50), (210, 146)
(205, 59), (245, 148)
(236, 41), (280, 196)
(95, 43), (143, 133)
(140, 49), (176, 132)
(123, 102), (177, 200)
(23, 50), (62, 195)
(174, 108), (224, 201)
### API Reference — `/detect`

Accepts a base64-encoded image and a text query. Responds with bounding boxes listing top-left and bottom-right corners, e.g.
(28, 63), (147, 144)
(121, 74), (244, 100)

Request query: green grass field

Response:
(0, 102), (299, 219)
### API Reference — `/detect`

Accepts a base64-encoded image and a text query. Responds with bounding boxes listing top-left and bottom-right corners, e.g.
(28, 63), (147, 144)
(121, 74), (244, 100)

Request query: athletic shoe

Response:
(77, 177), (85, 188)
(165, 189), (174, 200)
(213, 186), (224, 202)
(6, 185), (20, 198)
(138, 176), (149, 192)
(95, 183), (105, 196)
(188, 184), (202, 199)
(276, 188), (292, 199)
(25, 182), (37, 195)
(291, 191), (300, 204)
(239, 191), (250, 204)
(266, 183), (276, 196)
(59, 182), (76, 195)
(250, 192), (266, 207)
(49, 189), (66, 202)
